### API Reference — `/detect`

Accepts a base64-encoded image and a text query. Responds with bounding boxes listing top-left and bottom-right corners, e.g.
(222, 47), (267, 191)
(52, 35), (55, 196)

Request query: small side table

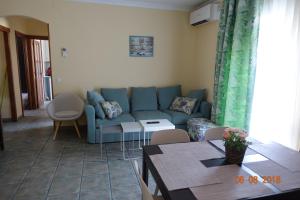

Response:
(139, 119), (175, 145)
(121, 122), (142, 160)
(187, 118), (218, 141)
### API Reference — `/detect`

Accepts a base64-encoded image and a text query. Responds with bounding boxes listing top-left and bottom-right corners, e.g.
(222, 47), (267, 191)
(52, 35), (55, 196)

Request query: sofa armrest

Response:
(85, 104), (96, 143)
(200, 101), (212, 119)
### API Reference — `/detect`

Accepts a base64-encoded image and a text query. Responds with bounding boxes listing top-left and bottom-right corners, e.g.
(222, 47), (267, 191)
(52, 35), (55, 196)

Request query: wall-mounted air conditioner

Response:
(190, 3), (220, 26)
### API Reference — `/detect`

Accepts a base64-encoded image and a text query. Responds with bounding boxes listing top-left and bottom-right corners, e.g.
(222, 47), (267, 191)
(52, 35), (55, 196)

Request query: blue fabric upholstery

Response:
(132, 111), (172, 122)
(85, 86), (211, 144)
(187, 89), (206, 113)
(157, 85), (181, 110)
(85, 104), (97, 143)
(87, 90), (105, 119)
(96, 113), (135, 126)
(131, 87), (157, 111)
(101, 88), (130, 112)
(163, 110), (203, 125)
(200, 101), (212, 119)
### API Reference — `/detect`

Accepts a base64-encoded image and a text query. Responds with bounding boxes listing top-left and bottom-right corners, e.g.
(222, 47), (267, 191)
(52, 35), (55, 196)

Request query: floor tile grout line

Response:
(106, 144), (114, 200)
(78, 142), (86, 200)
(44, 143), (66, 199)
(129, 157), (140, 184)
(10, 131), (53, 200)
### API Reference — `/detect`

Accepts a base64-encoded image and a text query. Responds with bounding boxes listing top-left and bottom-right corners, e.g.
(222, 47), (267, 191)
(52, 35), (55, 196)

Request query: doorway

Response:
(15, 32), (52, 116)
(1, 24), (14, 149)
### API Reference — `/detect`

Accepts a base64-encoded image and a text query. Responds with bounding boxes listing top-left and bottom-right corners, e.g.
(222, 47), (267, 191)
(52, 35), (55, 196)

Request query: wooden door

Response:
(32, 39), (44, 107)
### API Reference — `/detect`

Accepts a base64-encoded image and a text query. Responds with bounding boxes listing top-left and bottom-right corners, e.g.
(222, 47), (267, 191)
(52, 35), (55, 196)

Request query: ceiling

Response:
(69, 0), (208, 11)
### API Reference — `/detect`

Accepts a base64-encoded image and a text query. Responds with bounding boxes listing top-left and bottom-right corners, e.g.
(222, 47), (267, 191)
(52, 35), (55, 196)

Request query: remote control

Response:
(146, 121), (160, 124)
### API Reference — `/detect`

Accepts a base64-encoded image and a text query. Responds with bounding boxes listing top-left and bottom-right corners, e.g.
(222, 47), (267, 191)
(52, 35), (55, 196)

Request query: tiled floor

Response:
(1, 109), (156, 200)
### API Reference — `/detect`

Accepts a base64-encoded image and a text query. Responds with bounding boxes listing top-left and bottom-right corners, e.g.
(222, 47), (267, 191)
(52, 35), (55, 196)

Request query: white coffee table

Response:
(139, 119), (175, 145)
(121, 122), (142, 160)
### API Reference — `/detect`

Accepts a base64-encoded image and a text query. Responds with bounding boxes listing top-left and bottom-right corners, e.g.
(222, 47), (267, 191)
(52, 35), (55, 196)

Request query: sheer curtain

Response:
(250, 0), (300, 150)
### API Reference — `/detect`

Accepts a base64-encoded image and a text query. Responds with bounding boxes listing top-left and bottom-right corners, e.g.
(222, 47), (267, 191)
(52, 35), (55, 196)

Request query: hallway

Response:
(3, 108), (52, 133)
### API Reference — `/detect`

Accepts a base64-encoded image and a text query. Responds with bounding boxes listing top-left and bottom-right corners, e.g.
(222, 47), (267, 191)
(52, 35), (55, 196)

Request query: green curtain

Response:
(211, 0), (261, 130)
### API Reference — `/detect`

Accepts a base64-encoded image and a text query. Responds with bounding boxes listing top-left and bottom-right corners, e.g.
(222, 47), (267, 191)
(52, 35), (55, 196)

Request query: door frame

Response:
(0, 25), (17, 121)
(15, 30), (51, 116)
(15, 31), (29, 116)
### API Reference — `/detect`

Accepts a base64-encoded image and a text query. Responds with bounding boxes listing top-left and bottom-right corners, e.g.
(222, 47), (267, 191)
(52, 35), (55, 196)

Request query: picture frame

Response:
(129, 36), (153, 57)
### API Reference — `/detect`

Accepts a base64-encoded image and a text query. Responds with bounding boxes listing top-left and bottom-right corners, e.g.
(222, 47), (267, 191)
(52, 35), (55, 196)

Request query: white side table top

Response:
(139, 119), (175, 132)
(121, 122), (142, 133)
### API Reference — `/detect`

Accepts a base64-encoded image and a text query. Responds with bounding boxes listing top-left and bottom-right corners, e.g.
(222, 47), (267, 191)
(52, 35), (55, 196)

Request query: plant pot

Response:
(225, 145), (247, 164)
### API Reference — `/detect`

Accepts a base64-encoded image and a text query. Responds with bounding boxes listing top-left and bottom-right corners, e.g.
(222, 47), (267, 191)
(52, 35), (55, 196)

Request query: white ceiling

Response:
(69, 0), (207, 11)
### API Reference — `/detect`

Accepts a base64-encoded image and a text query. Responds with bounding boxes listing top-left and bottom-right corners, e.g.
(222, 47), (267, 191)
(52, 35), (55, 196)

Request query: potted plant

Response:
(223, 128), (249, 164)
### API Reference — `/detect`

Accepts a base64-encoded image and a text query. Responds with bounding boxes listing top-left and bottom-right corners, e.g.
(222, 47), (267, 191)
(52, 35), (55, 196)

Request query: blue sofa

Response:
(85, 85), (211, 143)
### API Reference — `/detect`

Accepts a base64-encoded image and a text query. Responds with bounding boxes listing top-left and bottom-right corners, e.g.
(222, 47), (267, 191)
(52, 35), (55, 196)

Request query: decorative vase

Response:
(225, 145), (247, 164)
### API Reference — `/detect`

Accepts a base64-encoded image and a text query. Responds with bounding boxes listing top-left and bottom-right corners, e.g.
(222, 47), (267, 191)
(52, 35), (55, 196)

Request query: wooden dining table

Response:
(142, 140), (300, 200)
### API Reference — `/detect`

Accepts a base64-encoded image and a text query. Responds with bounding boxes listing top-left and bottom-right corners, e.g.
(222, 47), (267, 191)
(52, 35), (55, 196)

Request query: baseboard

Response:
(2, 115), (23, 122)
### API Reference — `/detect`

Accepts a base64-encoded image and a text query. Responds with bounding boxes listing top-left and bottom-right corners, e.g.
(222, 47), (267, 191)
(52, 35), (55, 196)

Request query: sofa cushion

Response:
(132, 111), (172, 122)
(157, 85), (181, 110)
(87, 90), (105, 119)
(163, 110), (203, 125)
(131, 87), (157, 111)
(170, 97), (197, 115)
(187, 89), (206, 113)
(101, 101), (123, 119)
(101, 88), (130, 112)
(96, 113), (135, 126)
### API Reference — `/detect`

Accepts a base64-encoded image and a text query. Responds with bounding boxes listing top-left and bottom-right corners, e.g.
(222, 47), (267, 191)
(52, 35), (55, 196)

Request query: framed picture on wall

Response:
(129, 36), (153, 57)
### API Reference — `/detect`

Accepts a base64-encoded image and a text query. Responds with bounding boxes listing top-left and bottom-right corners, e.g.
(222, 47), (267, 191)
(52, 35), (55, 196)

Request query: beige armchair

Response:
(47, 93), (84, 140)
(151, 129), (190, 145)
(204, 127), (227, 141)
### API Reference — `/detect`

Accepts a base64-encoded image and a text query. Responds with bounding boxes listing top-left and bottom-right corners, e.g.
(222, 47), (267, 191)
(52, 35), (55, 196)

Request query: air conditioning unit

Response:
(190, 3), (220, 26)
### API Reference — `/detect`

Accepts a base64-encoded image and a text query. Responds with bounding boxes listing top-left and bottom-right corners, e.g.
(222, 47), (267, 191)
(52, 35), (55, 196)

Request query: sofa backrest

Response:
(157, 85), (181, 110)
(101, 88), (130, 113)
(131, 87), (158, 112)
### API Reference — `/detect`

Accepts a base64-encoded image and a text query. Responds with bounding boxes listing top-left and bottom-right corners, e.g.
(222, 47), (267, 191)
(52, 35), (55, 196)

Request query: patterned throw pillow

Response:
(170, 97), (197, 115)
(101, 101), (123, 119)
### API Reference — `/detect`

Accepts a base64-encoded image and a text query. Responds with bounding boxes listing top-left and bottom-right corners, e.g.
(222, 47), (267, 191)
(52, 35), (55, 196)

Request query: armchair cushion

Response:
(101, 88), (130, 113)
(157, 85), (181, 110)
(55, 110), (79, 118)
(131, 87), (157, 111)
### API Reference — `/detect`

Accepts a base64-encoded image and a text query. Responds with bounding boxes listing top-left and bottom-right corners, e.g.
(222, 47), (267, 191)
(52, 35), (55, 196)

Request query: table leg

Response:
(120, 132), (123, 151)
(138, 131), (141, 149)
(132, 132), (135, 150)
(143, 130), (146, 146)
(142, 151), (149, 185)
(123, 131), (126, 160)
(100, 126), (103, 160)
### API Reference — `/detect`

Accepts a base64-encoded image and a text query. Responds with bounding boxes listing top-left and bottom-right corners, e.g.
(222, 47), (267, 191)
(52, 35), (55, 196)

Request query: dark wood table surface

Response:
(142, 141), (300, 200)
